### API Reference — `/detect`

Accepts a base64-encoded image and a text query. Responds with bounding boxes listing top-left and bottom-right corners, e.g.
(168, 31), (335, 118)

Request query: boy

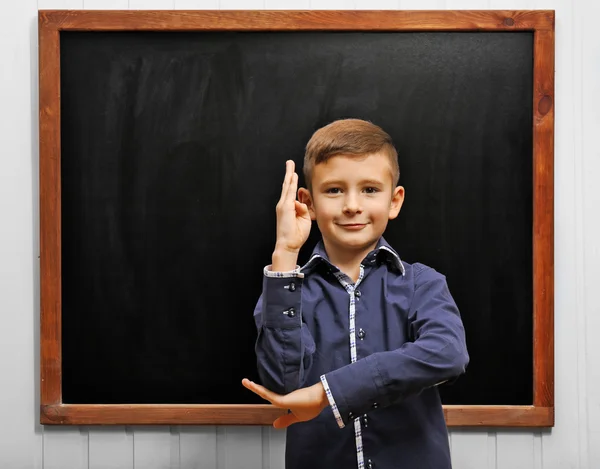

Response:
(242, 119), (469, 469)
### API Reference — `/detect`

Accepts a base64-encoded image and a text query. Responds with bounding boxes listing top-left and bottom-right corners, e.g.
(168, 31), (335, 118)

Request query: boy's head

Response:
(298, 119), (405, 256)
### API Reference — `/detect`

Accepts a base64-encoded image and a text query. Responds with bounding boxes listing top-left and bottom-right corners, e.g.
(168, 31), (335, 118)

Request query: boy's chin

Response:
(326, 232), (380, 251)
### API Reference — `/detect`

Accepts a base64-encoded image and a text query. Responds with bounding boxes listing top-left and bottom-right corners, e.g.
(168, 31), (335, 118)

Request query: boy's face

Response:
(298, 153), (404, 255)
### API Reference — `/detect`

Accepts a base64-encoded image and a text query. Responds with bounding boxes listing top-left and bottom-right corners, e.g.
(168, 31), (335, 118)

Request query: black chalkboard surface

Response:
(59, 30), (533, 406)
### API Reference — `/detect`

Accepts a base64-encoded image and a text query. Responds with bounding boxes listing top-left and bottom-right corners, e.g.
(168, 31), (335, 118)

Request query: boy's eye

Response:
(326, 188), (341, 194)
(364, 187), (379, 194)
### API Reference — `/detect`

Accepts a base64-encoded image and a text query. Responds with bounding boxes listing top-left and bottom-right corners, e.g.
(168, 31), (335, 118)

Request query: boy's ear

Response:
(388, 186), (405, 220)
(298, 187), (317, 220)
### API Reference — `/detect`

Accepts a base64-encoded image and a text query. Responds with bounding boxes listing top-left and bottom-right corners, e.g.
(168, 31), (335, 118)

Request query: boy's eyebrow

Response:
(360, 179), (386, 186)
(319, 178), (386, 186)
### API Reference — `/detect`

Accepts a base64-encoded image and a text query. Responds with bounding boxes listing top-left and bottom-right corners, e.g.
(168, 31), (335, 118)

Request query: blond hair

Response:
(303, 118), (400, 191)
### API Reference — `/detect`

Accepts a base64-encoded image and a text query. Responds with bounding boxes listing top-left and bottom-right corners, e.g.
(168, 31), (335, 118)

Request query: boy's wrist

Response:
(272, 246), (300, 271)
(317, 382), (328, 411)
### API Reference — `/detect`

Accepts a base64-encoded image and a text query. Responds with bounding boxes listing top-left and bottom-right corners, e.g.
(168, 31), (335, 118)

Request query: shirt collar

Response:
(301, 236), (405, 276)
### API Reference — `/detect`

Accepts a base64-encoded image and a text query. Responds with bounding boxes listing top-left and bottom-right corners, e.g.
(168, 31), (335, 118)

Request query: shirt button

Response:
(372, 402), (378, 409)
(367, 459), (374, 469)
(288, 282), (296, 292)
(355, 290), (361, 298)
(283, 307), (295, 317)
(362, 414), (368, 427)
(348, 412), (355, 420)
(358, 328), (366, 340)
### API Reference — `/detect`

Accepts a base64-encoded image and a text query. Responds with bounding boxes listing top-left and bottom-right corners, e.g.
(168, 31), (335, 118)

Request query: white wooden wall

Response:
(1, 0), (598, 467)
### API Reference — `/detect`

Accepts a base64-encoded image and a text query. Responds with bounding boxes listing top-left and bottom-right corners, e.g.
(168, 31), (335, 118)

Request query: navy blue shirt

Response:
(254, 237), (469, 469)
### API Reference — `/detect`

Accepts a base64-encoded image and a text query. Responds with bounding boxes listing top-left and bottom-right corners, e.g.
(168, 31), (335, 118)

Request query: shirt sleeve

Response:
(253, 265), (317, 395)
(322, 264), (469, 427)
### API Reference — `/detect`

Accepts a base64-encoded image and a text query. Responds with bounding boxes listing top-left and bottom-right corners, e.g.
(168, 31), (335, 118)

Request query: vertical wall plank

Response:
(533, 433), (543, 469)
(496, 433), (535, 469)
(578, 0), (595, 466)
(133, 428), (172, 469)
(582, 0), (600, 463)
(89, 427), (133, 469)
(0, 0), (43, 467)
(180, 426), (217, 469)
(266, 428), (285, 469)
(218, 427), (263, 469)
(43, 427), (89, 469)
(488, 433), (497, 469)
(450, 431), (491, 469)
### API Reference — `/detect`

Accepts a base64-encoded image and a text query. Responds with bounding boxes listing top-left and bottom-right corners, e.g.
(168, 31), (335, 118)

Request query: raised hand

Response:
(272, 160), (312, 271)
(241, 378), (328, 429)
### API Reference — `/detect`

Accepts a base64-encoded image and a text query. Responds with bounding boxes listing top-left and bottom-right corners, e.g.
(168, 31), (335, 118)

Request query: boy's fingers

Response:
(284, 162), (297, 203)
(279, 160), (293, 203)
(241, 379), (282, 406)
(273, 412), (299, 429)
(288, 172), (298, 202)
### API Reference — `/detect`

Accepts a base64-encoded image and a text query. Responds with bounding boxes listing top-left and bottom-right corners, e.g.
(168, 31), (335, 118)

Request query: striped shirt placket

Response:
(333, 266), (366, 469)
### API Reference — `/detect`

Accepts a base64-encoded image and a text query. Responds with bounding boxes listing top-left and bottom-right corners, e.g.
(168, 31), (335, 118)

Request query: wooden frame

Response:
(39, 9), (554, 427)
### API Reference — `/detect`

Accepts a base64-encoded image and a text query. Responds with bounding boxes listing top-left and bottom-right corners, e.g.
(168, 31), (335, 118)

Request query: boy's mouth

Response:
(338, 223), (368, 230)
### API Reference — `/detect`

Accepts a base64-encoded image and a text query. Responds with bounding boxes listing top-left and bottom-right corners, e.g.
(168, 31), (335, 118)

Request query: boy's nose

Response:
(343, 194), (362, 214)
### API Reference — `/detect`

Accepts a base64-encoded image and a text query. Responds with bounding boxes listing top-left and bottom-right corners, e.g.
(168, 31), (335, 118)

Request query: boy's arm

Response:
(321, 264), (469, 428)
(253, 159), (314, 395)
(253, 264), (316, 395)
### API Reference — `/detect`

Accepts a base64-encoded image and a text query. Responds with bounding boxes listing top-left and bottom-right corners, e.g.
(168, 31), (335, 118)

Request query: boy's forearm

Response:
(254, 265), (315, 395)
(323, 334), (468, 427)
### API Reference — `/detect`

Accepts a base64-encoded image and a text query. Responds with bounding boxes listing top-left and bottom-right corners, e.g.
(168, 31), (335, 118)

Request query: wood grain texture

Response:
(40, 404), (554, 426)
(532, 27), (555, 412)
(38, 9), (554, 31)
(38, 8), (555, 428)
(444, 406), (554, 427)
(38, 14), (62, 409)
(41, 404), (288, 425)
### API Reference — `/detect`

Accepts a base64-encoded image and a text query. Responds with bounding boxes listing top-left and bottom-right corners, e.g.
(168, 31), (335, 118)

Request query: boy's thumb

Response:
(273, 412), (298, 429)
(295, 200), (308, 216)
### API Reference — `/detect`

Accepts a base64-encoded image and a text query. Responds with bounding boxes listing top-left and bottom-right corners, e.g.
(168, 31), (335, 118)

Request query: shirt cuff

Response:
(263, 265), (305, 279)
(320, 375), (345, 429)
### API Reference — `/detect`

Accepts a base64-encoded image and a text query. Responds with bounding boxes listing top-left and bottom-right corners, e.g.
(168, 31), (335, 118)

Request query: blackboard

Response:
(39, 10), (555, 427)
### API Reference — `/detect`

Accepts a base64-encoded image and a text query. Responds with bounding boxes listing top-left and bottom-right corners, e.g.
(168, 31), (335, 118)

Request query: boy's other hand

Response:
(241, 378), (328, 429)
(274, 160), (311, 261)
